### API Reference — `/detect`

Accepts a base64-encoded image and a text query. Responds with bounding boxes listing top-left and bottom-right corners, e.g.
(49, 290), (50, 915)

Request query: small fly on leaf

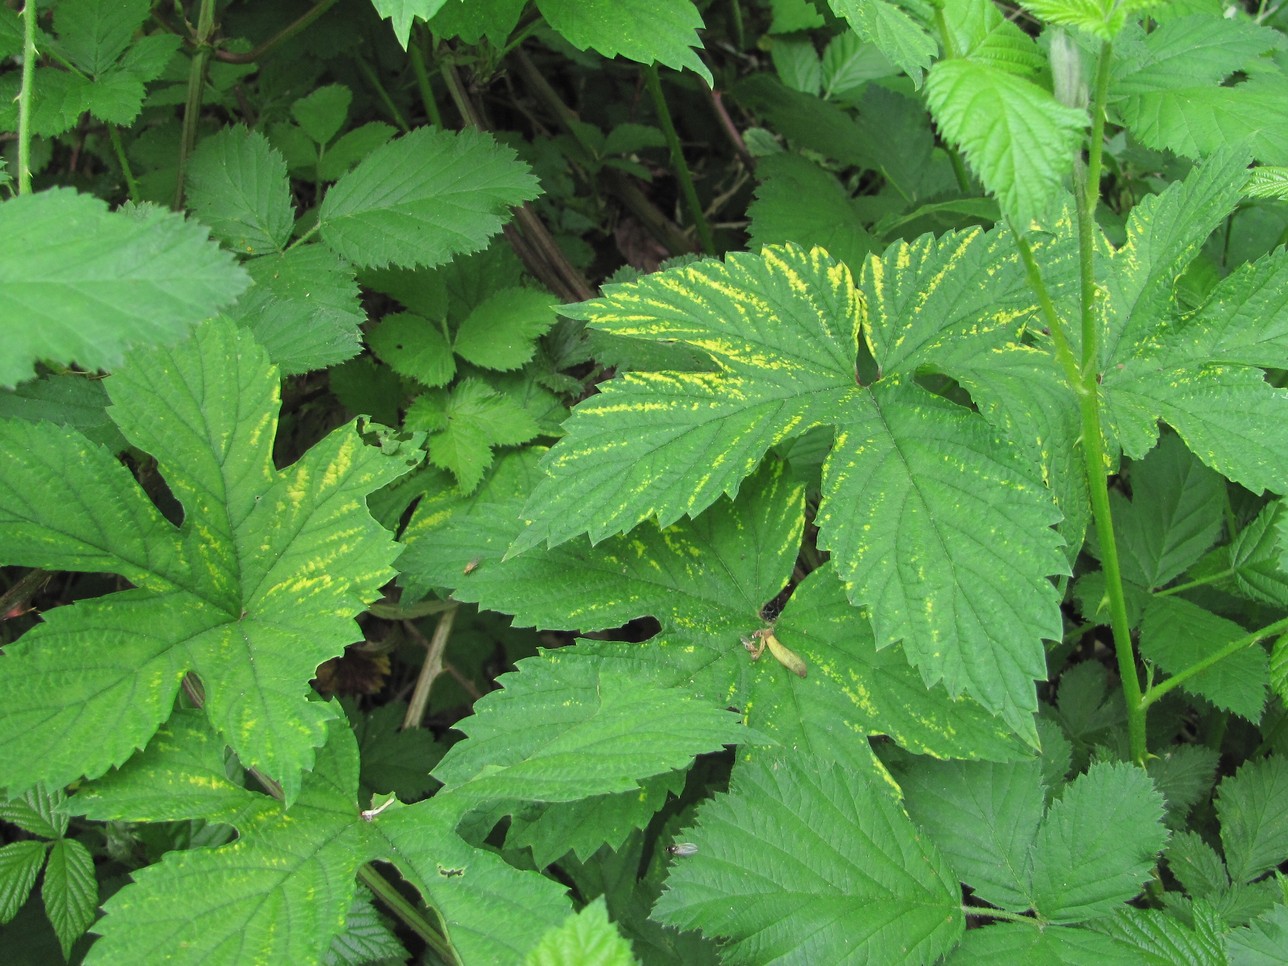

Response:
(463, 557), (481, 575)
(742, 628), (807, 678)
(666, 843), (698, 857)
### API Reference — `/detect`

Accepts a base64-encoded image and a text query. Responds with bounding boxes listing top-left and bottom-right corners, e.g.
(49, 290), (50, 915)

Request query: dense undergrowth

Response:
(4, 0), (1288, 962)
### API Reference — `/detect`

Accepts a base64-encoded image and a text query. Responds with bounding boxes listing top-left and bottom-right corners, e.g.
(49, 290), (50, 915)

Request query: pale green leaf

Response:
(453, 287), (559, 371)
(941, 0), (1046, 76)
(747, 153), (873, 274)
(900, 757), (1044, 911)
(86, 719), (367, 966)
(292, 84), (352, 146)
(431, 651), (747, 803)
(820, 378), (1066, 737)
(535, 0), (712, 84)
(1030, 761), (1169, 922)
(1018, 0), (1151, 40)
(1111, 16), (1284, 96)
(0, 189), (249, 388)
(0, 319), (419, 799)
(827, 0), (936, 85)
(1217, 757), (1288, 884)
(0, 841), (47, 923)
(410, 378), (540, 492)
(369, 0), (448, 47)
(41, 838), (97, 959)
(186, 126), (295, 255)
(654, 754), (964, 964)
(54, 0), (150, 74)
(1139, 597), (1268, 721)
(1246, 166), (1288, 200)
(320, 127), (539, 270)
(1095, 906), (1227, 964)
(513, 245), (862, 553)
(525, 897), (636, 965)
(1110, 433), (1224, 589)
(228, 246), (365, 375)
(374, 797), (571, 963)
(369, 312), (456, 386)
(924, 59), (1085, 229)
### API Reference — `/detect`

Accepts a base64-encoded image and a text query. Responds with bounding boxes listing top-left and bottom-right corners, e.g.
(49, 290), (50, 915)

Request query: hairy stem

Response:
(17, 0), (37, 194)
(1069, 40), (1149, 763)
(644, 65), (716, 255)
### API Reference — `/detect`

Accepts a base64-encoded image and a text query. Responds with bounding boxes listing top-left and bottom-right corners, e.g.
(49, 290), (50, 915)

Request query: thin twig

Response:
(402, 605), (458, 730)
(214, 0), (338, 64)
(703, 85), (755, 172)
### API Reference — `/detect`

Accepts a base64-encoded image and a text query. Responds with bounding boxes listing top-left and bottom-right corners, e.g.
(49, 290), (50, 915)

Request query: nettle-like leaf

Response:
(368, 0), (448, 47)
(924, 58), (1086, 229)
(432, 460), (1026, 767)
(405, 378), (541, 492)
(186, 126), (294, 256)
(655, 754), (964, 963)
(1139, 597), (1268, 721)
(1110, 15), (1288, 161)
(226, 245), (366, 376)
(525, 898), (636, 966)
(369, 287), (558, 387)
(826, 0), (936, 85)
(430, 652), (749, 804)
(1109, 433), (1224, 590)
(1101, 150), (1288, 494)
(0, 317), (419, 801)
(1216, 756), (1288, 885)
(901, 759), (1168, 923)
(318, 126), (540, 270)
(0, 188), (249, 388)
(1019, 0), (1155, 41)
(535, 0), (712, 84)
(75, 713), (572, 964)
(512, 242), (1066, 734)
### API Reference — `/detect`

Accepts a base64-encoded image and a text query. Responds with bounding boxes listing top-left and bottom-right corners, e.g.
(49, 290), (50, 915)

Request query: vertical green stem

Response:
(355, 56), (410, 132)
(174, 0), (217, 208)
(17, 0), (37, 194)
(1070, 40), (1148, 763)
(644, 64), (715, 255)
(410, 31), (444, 128)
